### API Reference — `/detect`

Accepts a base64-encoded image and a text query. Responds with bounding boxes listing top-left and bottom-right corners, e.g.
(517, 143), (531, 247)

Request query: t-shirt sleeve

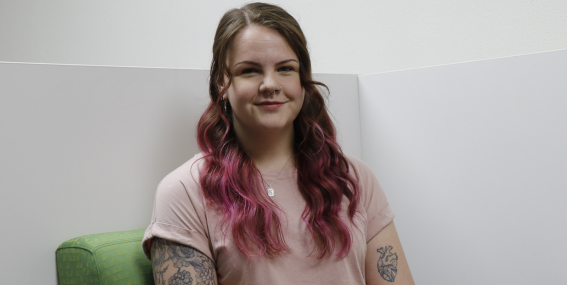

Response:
(141, 164), (214, 262)
(349, 156), (395, 243)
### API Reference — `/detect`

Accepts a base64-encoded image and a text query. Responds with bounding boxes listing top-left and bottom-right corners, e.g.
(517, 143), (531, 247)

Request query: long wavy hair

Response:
(197, 2), (360, 259)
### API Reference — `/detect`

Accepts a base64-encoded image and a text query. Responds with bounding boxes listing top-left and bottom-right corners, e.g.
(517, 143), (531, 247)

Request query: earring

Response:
(222, 96), (227, 113)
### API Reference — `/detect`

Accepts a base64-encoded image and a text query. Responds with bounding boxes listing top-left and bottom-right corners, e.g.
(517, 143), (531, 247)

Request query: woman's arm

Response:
(150, 237), (217, 285)
(366, 222), (415, 285)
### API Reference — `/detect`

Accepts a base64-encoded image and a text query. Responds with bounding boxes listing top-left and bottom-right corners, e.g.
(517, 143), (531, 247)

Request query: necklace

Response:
(261, 155), (293, 197)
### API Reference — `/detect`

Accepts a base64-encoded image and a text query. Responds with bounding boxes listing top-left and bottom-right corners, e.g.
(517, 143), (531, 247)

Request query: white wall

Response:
(1, 0), (566, 74)
(359, 49), (567, 284)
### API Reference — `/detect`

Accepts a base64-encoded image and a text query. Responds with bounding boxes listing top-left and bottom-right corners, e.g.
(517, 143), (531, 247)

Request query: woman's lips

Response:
(256, 102), (284, 111)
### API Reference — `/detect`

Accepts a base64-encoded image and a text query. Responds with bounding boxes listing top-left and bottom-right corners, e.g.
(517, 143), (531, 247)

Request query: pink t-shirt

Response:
(142, 153), (394, 285)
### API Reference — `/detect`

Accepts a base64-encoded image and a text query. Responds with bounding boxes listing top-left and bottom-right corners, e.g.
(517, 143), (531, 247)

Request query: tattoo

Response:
(377, 246), (398, 282)
(169, 270), (193, 285)
(151, 238), (216, 285)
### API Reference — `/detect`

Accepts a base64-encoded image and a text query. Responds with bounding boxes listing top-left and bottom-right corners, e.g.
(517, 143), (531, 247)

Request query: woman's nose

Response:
(259, 73), (280, 96)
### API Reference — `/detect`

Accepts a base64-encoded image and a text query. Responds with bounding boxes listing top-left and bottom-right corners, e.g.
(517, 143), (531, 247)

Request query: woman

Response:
(142, 3), (414, 284)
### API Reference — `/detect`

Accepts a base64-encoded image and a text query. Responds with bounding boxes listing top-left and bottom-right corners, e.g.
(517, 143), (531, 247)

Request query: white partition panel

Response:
(0, 62), (360, 285)
(0, 63), (209, 285)
(359, 50), (567, 284)
(314, 73), (361, 159)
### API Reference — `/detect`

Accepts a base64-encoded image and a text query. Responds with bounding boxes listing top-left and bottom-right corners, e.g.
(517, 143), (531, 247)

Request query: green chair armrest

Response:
(56, 229), (154, 285)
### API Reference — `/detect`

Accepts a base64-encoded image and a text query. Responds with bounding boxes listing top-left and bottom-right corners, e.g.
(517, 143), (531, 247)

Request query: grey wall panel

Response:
(0, 63), (209, 285)
(0, 62), (360, 285)
(359, 50), (567, 284)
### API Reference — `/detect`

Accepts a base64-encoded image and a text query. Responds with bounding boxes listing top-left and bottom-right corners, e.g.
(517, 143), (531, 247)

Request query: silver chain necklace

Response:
(261, 155), (293, 197)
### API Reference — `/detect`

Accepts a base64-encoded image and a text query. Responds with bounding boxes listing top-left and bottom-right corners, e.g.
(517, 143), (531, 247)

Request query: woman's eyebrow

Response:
(276, 59), (299, 65)
(233, 59), (298, 68)
(233, 61), (261, 68)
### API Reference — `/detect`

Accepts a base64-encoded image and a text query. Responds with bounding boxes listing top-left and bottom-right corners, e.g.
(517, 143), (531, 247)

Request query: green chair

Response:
(56, 229), (154, 285)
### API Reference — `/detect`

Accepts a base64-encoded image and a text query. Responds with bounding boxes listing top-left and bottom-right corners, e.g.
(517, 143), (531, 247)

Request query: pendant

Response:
(267, 187), (275, 197)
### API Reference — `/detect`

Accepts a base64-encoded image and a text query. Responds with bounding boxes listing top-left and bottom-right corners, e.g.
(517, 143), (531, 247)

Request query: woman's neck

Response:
(234, 125), (295, 172)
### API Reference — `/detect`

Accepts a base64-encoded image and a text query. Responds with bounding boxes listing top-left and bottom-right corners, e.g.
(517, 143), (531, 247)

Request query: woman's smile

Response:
(255, 100), (286, 111)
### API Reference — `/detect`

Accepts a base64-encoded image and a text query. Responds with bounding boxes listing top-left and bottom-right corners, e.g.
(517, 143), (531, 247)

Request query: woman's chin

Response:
(258, 123), (292, 133)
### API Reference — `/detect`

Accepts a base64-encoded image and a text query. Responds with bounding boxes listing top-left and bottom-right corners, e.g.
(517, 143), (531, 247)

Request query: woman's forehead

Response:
(227, 25), (297, 65)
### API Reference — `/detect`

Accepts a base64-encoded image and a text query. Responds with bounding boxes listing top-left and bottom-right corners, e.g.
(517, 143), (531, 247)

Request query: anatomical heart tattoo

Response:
(377, 246), (398, 282)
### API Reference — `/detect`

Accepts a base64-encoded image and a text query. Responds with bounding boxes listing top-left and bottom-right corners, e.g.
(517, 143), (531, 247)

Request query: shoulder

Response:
(344, 154), (376, 183)
(160, 153), (206, 188)
(344, 154), (368, 169)
(154, 153), (207, 203)
(344, 155), (387, 207)
(150, 153), (211, 233)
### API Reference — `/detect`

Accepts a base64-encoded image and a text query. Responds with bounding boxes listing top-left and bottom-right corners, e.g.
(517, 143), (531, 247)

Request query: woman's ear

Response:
(217, 73), (230, 94)
(300, 87), (308, 108)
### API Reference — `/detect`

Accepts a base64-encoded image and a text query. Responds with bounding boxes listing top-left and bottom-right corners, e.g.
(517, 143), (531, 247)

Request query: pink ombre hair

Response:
(197, 2), (360, 259)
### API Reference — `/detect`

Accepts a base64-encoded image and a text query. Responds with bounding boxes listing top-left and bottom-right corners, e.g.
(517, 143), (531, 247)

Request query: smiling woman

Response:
(142, 2), (414, 285)
(225, 25), (304, 145)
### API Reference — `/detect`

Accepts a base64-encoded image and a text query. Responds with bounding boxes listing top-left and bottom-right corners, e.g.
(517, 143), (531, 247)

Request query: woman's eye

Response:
(279, 66), (294, 72)
(241, 68), (257, 74)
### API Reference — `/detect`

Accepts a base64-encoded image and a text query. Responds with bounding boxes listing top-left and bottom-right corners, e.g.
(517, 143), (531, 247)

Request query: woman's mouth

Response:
(256, 102), (284, 111)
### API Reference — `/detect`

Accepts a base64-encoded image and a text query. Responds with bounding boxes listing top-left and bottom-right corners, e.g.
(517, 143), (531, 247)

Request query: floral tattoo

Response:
(151, 238), (216, 285)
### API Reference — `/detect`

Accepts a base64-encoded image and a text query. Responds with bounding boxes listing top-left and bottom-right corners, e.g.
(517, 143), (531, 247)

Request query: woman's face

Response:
(223, 25), (304, 137)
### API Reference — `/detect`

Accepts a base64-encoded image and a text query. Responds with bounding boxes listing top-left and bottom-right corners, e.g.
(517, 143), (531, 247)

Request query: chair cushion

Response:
(56, 229), (153, 285)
